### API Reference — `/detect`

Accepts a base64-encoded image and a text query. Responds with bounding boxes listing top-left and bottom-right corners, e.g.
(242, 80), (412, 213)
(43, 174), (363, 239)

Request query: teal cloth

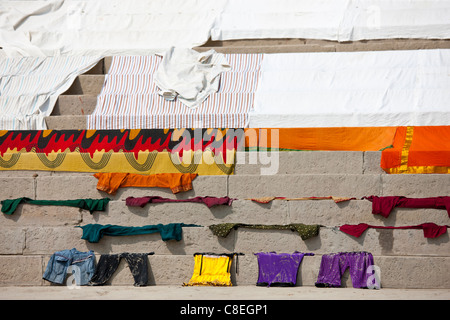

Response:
(1, 197), (110, 215)
(78, 223), (201, 243)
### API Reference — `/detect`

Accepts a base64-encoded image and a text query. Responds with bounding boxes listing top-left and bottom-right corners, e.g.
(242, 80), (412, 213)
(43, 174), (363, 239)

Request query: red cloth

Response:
(363, 196), (450, 218)
(340, 223), (449, 239)
(125, 196), (235, 208)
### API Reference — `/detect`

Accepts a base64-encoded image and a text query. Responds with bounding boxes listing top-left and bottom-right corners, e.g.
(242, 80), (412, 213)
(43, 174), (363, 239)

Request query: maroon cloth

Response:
(340, 223), (449, 239)
(363, 196), (450, 218)
(125, 196), (235, 208)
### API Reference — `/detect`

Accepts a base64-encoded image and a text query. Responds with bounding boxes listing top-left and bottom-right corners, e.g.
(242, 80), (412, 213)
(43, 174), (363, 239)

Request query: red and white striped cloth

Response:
(87, 54), (263, 129)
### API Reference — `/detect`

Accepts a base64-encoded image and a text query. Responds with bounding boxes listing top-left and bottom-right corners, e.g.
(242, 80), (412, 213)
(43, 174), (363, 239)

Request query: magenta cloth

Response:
(254, 251), (314, 287)
(125, 196), (235, 208)
(363, 196), (450, 218)
(315, 252), (379, 289)
(340, 223), (449, 238)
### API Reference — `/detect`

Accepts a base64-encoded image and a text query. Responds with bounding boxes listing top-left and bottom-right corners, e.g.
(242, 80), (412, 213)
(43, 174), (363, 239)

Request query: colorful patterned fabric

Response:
(0, 129), (239, 175)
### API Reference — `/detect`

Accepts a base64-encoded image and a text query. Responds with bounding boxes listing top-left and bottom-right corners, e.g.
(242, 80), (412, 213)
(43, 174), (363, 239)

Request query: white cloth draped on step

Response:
(0, 55), (100, 130)
(249, 49), (450, 128)
(211, 0), (450, 42)
(87, 54), (263, 129)
(154, 48), (231, 109)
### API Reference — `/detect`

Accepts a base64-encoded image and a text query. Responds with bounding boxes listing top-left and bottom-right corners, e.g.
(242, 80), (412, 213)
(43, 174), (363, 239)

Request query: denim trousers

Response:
(43, 248), (96, 285)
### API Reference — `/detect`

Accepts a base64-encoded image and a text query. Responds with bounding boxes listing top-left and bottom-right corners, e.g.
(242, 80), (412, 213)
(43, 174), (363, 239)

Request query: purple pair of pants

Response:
(315, 252), (379, 289)
(255, 251), (314, 287)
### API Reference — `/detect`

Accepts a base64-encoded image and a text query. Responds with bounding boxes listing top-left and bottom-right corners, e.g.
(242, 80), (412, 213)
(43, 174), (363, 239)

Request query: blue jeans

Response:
(43, 248), (96, 285)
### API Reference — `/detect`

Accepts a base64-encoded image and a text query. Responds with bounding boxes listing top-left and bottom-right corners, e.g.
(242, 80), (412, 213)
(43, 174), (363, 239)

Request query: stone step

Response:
(52, 95), (97, 116)
(1, 168), (449, 196)
(196, 38), (450, 54)
(2, 198), (448, 233)
(45, 115), (87, 130)
(0, 253), (448, 288)
(62, 75), (105, 95)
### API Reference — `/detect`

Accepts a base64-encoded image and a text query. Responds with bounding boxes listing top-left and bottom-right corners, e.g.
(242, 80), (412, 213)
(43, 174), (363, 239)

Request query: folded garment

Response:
(340, 223), (449, 239)
(1, 197), (110, 215)
(78, 223), (201, 243)
(209, 223), (321, 240)
(363, 196), (450, 218)
(248, 196), (356, 204)
(125, 196), (235, 208)
(93, 172), (197, 194)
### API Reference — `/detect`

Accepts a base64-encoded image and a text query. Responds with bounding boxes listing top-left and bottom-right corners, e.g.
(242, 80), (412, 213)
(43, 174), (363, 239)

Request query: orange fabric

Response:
(381, 126), (450, 174)
(94, 172), (198, 194)
(244, 127), (397, 151)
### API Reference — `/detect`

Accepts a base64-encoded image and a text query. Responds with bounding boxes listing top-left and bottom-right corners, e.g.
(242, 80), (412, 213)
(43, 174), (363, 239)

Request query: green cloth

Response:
(78, 223), (201, 243)
(209, 223), (321, 240)
(1, 197), (110, 215)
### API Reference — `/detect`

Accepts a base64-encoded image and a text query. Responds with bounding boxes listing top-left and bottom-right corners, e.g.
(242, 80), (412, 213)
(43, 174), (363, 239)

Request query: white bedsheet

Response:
(249, 49), (450, 128)
(212, 0), (450, 42)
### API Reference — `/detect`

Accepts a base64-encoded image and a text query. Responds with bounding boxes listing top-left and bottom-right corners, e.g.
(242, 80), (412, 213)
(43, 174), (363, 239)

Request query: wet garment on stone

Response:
(43, 248), (96, 286)
(209, 223), (321, 240)
(363, 196), (450, 218)
(126, 196), (235, 208)
(248, 196), (356, 204)
(78, 223), (201, 243)
(1, 197), (110, 215)
(255, 251), (314, 287)
(89, 252), (154, 287)
(183, 252), (243, 287)
(340, 222), (449, 238)
(94, 172), (197, 195)
(315, 252), (379, 289)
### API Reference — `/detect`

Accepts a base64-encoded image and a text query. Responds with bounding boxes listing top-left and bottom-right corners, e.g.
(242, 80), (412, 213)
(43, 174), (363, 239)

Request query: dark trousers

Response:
(89, 252), (154, 286)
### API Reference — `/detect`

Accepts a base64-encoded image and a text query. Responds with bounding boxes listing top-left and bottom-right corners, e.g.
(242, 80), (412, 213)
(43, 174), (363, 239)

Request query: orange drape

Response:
(381, 126), (450, 174)
(244, 127), (397, 151)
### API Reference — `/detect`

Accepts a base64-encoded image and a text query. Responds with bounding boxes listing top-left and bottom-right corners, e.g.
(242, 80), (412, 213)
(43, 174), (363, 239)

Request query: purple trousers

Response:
(255, 251), (314, 287)
(315, 252), (379, 289)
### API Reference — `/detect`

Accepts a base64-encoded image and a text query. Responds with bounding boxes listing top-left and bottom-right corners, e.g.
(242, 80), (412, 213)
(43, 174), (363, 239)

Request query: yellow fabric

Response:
(183, 254), (233, 287)
(0, 150), (235, 175)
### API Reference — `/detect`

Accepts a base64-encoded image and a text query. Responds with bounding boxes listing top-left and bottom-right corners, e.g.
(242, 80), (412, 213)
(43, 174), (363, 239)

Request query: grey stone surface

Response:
(228, 174), (383, 198)
(381, 174), (450, 197)
(0, 256), (44, 286)
(0, 177), (35, 200)
(45, 115), (87, 130)
(62, 75), (105, 95)
(235, 151), (364, 175)
(53, 95), (98, 116)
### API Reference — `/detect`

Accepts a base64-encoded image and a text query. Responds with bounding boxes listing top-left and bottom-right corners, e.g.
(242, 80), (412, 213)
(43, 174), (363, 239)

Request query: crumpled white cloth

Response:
(154, 47), (231, 109)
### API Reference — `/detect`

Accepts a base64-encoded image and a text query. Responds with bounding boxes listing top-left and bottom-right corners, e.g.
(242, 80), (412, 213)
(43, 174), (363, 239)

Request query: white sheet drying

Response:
(249, 49), (450, 128)
(0, 55), (100, 129)
(211, 0), (450, 42)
